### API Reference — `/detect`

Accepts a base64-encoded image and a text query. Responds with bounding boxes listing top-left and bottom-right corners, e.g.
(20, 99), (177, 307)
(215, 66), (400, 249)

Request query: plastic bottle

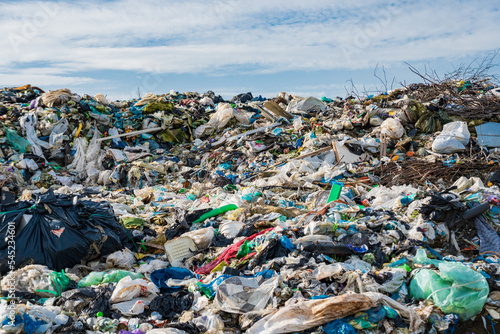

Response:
(150, 312), (162, 321)
(55, 314), (69, 326)
(128, 318), (140, 330)
(139, 323), (153, 332)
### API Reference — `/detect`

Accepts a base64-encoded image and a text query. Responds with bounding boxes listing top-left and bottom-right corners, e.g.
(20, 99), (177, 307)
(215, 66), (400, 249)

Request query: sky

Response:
(0, 0), (499, 101)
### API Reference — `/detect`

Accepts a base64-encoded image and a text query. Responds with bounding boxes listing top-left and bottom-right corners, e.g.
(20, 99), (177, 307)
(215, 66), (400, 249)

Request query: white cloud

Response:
(0, 73), (98, 87)
(0, 0), (498, 89)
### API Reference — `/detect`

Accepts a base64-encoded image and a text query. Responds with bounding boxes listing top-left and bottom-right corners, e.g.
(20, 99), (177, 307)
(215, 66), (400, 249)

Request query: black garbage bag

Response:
(236, 223), (255, 238)
(56, 284), (114, 317)
(489, 168), (500, 185)
(185, 208), (211, 224)
(164, 208), (211, 240)
(419, 192), (465, 227)
(0, 189), (132, 274)
(296, 238), (353, 256)
(214, 175), (233, 187)
(251, 237), (290, 268)
(164, 322), (201, 334)
(231, 92), (253, 103)
(53, 319), (88, 334)
(149, 291), (194, 320)
(212, 234), (234, 247)
(339, 232), (370, 247)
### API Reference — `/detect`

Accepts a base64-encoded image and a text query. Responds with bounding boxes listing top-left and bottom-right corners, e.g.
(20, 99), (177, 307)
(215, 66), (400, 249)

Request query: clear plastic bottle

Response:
(128, 318), (140, 330)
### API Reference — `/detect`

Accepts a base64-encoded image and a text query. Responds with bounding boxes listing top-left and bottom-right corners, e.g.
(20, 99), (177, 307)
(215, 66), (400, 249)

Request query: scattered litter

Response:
(1, 76), (500, 333)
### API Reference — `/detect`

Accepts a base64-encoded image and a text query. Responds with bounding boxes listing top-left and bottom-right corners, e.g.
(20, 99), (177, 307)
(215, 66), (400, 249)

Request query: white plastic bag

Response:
(110, 165), (123, 183)
(86, 126), (101, 163)
(313, 263), (345, 280)
(194, 103), (235, 138)
(246, 293), (375, 334)
(380, 118), (405, 139)
(110, 276), (159, 303)
(234, 109), (253, 124)
(209, 103), (234, 129)
(432, 121), (470, 153)
(192, 312), (224, 334)
(112, 299), (147, 316)
(134, 92), (157, 106)
(106, 248), (135, 270)
(108, 127), (123, 146)
(88, 110), (110, 125)
(219, 221), (245, 238)
(67, 137), (87, 174)
(98, 170), (113, 185)
(304, 220), (337, 235)
(49, 118), (69, 147)
(199, 96), (214, 106)
(369, 115), (383, 126)
(85, 160), (101, 184)
(182, 227), (215, 250)
(136, 259), (169, 274)
(25, 159), (39, 171)
(293, 117), (304, 131)
(16, 158), (39, 171)
(147, 329), (190, 334)
(20, 113), (51, 158)
(363, 184), (418, 210)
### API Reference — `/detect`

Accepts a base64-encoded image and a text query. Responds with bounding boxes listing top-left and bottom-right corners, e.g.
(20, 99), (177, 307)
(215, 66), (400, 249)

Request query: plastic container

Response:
(164, 237), (198, 267)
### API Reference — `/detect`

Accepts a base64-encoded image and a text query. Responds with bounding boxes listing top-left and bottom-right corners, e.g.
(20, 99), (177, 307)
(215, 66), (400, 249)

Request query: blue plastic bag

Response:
(323, 319), (357, 334)
(150, 267), (194, 293)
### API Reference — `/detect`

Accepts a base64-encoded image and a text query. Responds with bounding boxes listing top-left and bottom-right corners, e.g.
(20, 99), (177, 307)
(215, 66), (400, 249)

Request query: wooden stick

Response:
(97, 127), (162, 142)
(296, 146), (332, 159)
(331, 140), (340, 163)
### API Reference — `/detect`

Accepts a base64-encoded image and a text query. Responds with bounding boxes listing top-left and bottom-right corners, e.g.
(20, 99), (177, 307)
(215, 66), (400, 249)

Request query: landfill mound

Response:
(1, 78), (500, 334)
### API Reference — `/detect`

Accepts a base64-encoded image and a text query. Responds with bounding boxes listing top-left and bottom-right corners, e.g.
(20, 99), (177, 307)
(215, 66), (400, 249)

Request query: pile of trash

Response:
(1, 76), (500, 334)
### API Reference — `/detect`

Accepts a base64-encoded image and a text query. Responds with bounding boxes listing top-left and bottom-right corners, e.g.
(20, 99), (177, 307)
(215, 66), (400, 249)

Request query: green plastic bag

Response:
(121, 216), (144, 230)
(5, 128), (31, 153)
(78, 270), (144, 287)
(413, 248), (442, 266)
(78, 271), (105, 287)
(36, 270), (71, 297)
(410, 250), (489, 320)
(101, 270), (143, 284)
(236, 240), (253, 259)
